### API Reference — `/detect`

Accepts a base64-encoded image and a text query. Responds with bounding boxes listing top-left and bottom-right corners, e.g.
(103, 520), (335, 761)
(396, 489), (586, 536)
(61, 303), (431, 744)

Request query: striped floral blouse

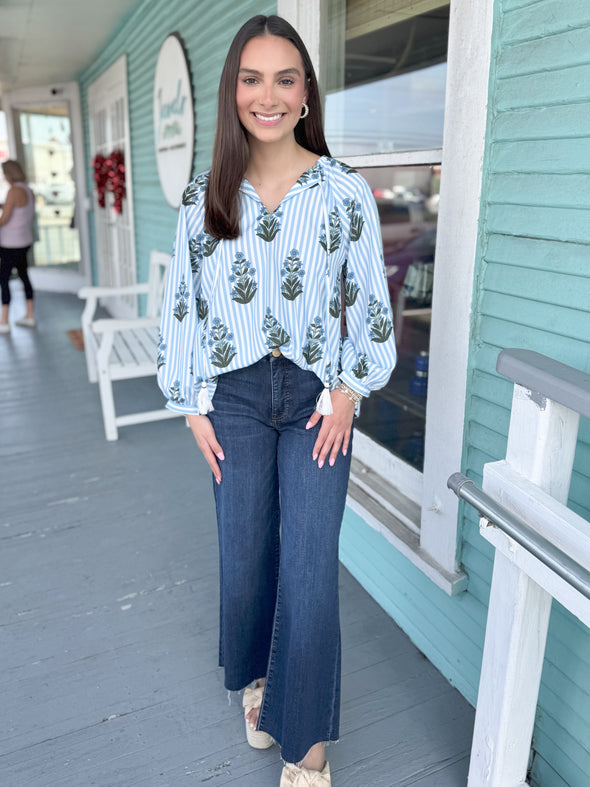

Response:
(157, 156), (397, 415)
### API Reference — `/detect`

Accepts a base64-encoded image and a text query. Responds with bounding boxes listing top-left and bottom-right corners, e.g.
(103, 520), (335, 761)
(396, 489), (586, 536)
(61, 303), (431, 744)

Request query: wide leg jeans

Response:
(208, 353), (352, 764)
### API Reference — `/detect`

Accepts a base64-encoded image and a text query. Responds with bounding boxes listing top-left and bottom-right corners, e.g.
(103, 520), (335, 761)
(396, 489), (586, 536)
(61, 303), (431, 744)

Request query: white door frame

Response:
(87, 55), (137, 318)
(3, 81), (92, 292)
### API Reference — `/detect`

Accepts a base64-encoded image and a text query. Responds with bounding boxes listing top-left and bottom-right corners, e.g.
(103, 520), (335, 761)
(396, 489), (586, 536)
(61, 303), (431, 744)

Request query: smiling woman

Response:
(157, 14), (396, 786)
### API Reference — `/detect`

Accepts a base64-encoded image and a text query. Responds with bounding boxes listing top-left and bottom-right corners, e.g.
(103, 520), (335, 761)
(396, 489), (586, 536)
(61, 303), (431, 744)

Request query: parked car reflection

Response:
(384, 227), (437, 304)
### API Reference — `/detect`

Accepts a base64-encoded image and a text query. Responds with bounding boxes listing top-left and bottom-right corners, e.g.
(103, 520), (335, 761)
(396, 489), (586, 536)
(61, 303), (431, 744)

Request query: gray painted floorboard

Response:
(0, 292), (474, 786)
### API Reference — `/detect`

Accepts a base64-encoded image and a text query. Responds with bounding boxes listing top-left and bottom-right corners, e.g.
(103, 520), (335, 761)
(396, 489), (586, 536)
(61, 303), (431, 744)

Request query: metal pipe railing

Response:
(447, 472), (590, 601)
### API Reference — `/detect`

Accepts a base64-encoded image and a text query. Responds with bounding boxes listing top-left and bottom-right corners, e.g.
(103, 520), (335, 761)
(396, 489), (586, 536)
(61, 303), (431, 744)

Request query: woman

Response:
(0, 160), (36, 333)
(158, 15), (396, 785)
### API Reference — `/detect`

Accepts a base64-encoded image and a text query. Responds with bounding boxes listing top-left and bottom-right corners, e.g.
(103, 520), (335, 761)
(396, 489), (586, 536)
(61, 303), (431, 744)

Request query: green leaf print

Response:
(230, 252), (257, 305)
(256, 208), (282, 242)
(297, 165), (323, 187)
(344, 198), (365, 242)
(343, 262), (360, 307)
(189, 233), (220, 274)
(173, 280), (190, 322)
(326, 158), (357, 175)
(196, 296), (209, 321)
(157, 333), (166, 370)
(329, 277), (341, 318)
(281, 249), (305, 301)
(302, 317), (325, 365)
(182, 173), (208, 206)
(202, 235), (220, 257)
(367, 296), (393, 344)
(208, 318), (237, 368)
(352, 353), (369, 379)
(262, 309), (290, 349)
(319, 209), (342, 254)
(168, 381), (186, 404)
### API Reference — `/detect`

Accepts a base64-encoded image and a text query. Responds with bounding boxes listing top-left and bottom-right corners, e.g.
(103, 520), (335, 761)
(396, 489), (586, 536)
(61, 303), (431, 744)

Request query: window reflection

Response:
(325, 2), (450, 156)
(357, 165), (440, 470)
(17, 105), (80, 269)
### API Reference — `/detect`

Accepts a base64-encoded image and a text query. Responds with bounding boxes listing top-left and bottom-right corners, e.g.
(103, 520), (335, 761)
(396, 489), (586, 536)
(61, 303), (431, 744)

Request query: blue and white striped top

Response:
(157, 156), (397, 415)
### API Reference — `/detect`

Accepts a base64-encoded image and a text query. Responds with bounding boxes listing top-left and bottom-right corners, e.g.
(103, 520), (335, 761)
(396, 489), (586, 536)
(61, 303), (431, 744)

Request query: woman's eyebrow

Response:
(238, 67), (302, 77)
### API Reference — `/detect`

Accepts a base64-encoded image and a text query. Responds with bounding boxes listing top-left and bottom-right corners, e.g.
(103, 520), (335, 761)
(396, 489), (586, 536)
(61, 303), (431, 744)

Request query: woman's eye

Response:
(279, 79), (294, 86)
(242, 77), (257, 85)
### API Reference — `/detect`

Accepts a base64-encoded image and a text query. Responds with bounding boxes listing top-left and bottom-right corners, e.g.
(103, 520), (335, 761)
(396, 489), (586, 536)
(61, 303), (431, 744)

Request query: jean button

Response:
(271, 348), (282, 357)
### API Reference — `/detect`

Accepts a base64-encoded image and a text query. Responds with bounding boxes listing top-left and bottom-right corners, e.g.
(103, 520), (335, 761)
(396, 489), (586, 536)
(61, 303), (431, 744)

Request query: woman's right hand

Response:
(186, 414), (224, 484)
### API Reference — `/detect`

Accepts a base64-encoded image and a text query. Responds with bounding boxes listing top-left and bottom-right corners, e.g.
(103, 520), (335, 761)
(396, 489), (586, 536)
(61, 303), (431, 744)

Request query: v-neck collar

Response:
(240, 156), (326, 213)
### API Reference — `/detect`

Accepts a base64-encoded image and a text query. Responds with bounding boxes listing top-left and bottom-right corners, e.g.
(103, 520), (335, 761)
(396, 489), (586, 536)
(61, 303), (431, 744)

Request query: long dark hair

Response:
(205, 15), (330, 240)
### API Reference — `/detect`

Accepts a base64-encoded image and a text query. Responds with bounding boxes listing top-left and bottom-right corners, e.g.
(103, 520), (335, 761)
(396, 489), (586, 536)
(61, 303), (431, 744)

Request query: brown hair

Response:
(2, 160), (26, 184)
(205, 15), (330, 239)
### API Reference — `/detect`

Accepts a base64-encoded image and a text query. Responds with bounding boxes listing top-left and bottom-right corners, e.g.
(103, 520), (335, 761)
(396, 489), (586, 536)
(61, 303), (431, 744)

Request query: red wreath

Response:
(91, 149), (126, 214)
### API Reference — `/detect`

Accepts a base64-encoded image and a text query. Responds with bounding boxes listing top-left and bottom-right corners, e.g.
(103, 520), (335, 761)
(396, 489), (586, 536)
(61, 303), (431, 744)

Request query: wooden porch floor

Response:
(0, 291), (474, 786)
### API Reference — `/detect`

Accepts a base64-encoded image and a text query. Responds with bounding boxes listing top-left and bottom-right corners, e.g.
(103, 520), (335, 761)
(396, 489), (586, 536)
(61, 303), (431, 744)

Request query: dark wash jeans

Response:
(208, 353), (352, 763)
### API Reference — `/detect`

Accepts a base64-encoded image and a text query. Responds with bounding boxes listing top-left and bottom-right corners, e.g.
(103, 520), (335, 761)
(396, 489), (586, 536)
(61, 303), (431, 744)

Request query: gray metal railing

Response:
(447, 472), (590, 600)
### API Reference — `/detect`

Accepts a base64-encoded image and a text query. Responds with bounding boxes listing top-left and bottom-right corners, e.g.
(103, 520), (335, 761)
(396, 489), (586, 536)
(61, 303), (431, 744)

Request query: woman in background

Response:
(0, 159), (36, 333)
(158, 15), (396, 785)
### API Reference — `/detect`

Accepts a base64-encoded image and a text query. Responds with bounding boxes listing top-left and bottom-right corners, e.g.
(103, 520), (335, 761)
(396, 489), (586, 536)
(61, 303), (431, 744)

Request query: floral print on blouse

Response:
(157, 156), (397, 414)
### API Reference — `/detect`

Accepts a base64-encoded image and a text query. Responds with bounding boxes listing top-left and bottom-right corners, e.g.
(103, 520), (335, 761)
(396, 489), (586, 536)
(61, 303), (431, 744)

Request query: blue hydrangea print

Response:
(367, 296), (393, 343)
(173, 280), (190, 322)
(209, 318), (237, 368)
(281, 249), (305, 300)
(230, 252), (257, 304)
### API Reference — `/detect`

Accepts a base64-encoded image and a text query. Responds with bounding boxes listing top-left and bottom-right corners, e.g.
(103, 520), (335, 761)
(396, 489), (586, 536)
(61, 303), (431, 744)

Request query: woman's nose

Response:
(259, 83), (277, 107)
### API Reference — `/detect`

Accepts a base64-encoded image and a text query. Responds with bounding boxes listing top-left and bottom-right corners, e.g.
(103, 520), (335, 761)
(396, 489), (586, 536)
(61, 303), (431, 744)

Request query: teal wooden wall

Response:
(78, 0), (275, 285)
(341, 1), (590, 785)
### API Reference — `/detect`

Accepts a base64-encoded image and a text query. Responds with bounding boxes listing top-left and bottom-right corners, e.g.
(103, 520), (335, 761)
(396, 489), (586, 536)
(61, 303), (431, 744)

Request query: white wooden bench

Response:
(78, 250), (182, 441)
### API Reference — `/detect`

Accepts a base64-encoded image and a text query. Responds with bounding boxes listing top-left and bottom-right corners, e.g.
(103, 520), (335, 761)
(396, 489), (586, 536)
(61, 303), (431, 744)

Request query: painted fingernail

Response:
(216, 452), (225, 460)
(305, 421), (312, 430)
(318, 460), (324, 469)
(312, 453), (318, 461)
(329, 457), (335, 467)
(216, 476), (221, 485)
(342, 449), (347, 456)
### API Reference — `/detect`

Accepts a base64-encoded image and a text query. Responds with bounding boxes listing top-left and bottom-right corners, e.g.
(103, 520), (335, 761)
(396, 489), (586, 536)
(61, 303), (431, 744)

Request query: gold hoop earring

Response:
(300, 103), (310, 119)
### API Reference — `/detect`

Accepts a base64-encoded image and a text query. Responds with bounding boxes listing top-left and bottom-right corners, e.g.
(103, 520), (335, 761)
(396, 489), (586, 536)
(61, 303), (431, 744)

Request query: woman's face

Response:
(236, 34), (308, 146)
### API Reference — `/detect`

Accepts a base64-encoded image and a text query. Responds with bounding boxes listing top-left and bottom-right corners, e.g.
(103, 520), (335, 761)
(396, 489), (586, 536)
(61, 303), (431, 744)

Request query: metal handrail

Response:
(447, 473), (590, 600)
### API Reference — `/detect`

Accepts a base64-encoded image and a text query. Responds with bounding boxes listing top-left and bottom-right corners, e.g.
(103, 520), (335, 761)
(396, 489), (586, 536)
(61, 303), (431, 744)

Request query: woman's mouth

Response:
(253, 113), (284, 124)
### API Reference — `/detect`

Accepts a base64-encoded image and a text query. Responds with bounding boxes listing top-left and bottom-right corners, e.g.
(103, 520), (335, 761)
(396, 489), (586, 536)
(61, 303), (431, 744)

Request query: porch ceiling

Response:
(0, 0), (139, 105)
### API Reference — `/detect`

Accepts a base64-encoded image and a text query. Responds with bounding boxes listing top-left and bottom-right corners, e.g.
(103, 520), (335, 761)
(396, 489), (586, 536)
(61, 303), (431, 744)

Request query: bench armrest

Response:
(92, 316), (161, 335)
(78, 283), (150, 300)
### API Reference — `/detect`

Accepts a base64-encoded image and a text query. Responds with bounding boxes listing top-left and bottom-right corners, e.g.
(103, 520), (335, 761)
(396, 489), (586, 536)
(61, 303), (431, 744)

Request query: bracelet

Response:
(336, 381), (363, 404)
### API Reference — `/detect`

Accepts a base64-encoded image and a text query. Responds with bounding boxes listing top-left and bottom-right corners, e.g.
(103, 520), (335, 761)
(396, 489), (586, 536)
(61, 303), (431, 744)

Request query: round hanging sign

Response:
(153, 34), (194, 209)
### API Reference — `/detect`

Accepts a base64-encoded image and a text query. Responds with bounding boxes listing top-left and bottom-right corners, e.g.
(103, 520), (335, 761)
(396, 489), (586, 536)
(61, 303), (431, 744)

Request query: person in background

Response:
(158, 15), (396, 786)
(0, 160), (36, 333)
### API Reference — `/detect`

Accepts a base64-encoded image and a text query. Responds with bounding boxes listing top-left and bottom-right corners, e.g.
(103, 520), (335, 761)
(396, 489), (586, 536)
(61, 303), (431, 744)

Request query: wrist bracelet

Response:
(336, 381), (363, 404)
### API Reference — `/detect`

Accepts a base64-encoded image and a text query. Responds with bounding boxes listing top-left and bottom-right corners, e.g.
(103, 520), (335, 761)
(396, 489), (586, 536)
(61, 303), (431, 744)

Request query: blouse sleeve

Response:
(157, 201), (202, 414)
(339, 175), (397, 396)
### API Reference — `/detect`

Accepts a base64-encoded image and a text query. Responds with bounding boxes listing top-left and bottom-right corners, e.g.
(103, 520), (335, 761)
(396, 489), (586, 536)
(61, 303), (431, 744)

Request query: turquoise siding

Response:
(78, 0), (275, 286)
(341, 1), (590, 785)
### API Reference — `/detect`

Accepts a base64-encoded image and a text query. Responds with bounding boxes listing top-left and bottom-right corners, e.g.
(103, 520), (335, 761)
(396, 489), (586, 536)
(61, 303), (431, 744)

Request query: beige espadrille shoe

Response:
(243, 684), (274, 749)
(280, 761), (331, 785)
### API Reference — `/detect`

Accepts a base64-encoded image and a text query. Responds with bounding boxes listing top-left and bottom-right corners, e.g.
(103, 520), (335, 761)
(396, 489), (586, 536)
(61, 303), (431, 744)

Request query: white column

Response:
(468, 385), (580, 786)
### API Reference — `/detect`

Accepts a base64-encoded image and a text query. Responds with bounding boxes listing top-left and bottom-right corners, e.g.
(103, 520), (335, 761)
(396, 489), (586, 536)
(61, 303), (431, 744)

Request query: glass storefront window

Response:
(355, 164), (440, 471)
(16, 105), (80, 269)
(325, 1), (450, 157)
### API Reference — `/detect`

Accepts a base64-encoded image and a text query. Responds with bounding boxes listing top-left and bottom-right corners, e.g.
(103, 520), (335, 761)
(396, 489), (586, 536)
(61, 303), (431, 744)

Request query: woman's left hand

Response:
(306, 389), (356, 468)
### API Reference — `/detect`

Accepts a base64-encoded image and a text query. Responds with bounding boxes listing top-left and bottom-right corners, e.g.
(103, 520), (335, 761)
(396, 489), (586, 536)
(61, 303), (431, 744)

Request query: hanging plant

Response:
(91, 149), (126, 213)
(91, 153), (108, 208)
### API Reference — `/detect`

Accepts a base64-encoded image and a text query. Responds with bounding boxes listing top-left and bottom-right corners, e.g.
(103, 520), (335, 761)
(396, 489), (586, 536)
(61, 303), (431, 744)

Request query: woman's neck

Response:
(245, 137), (315, 186)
